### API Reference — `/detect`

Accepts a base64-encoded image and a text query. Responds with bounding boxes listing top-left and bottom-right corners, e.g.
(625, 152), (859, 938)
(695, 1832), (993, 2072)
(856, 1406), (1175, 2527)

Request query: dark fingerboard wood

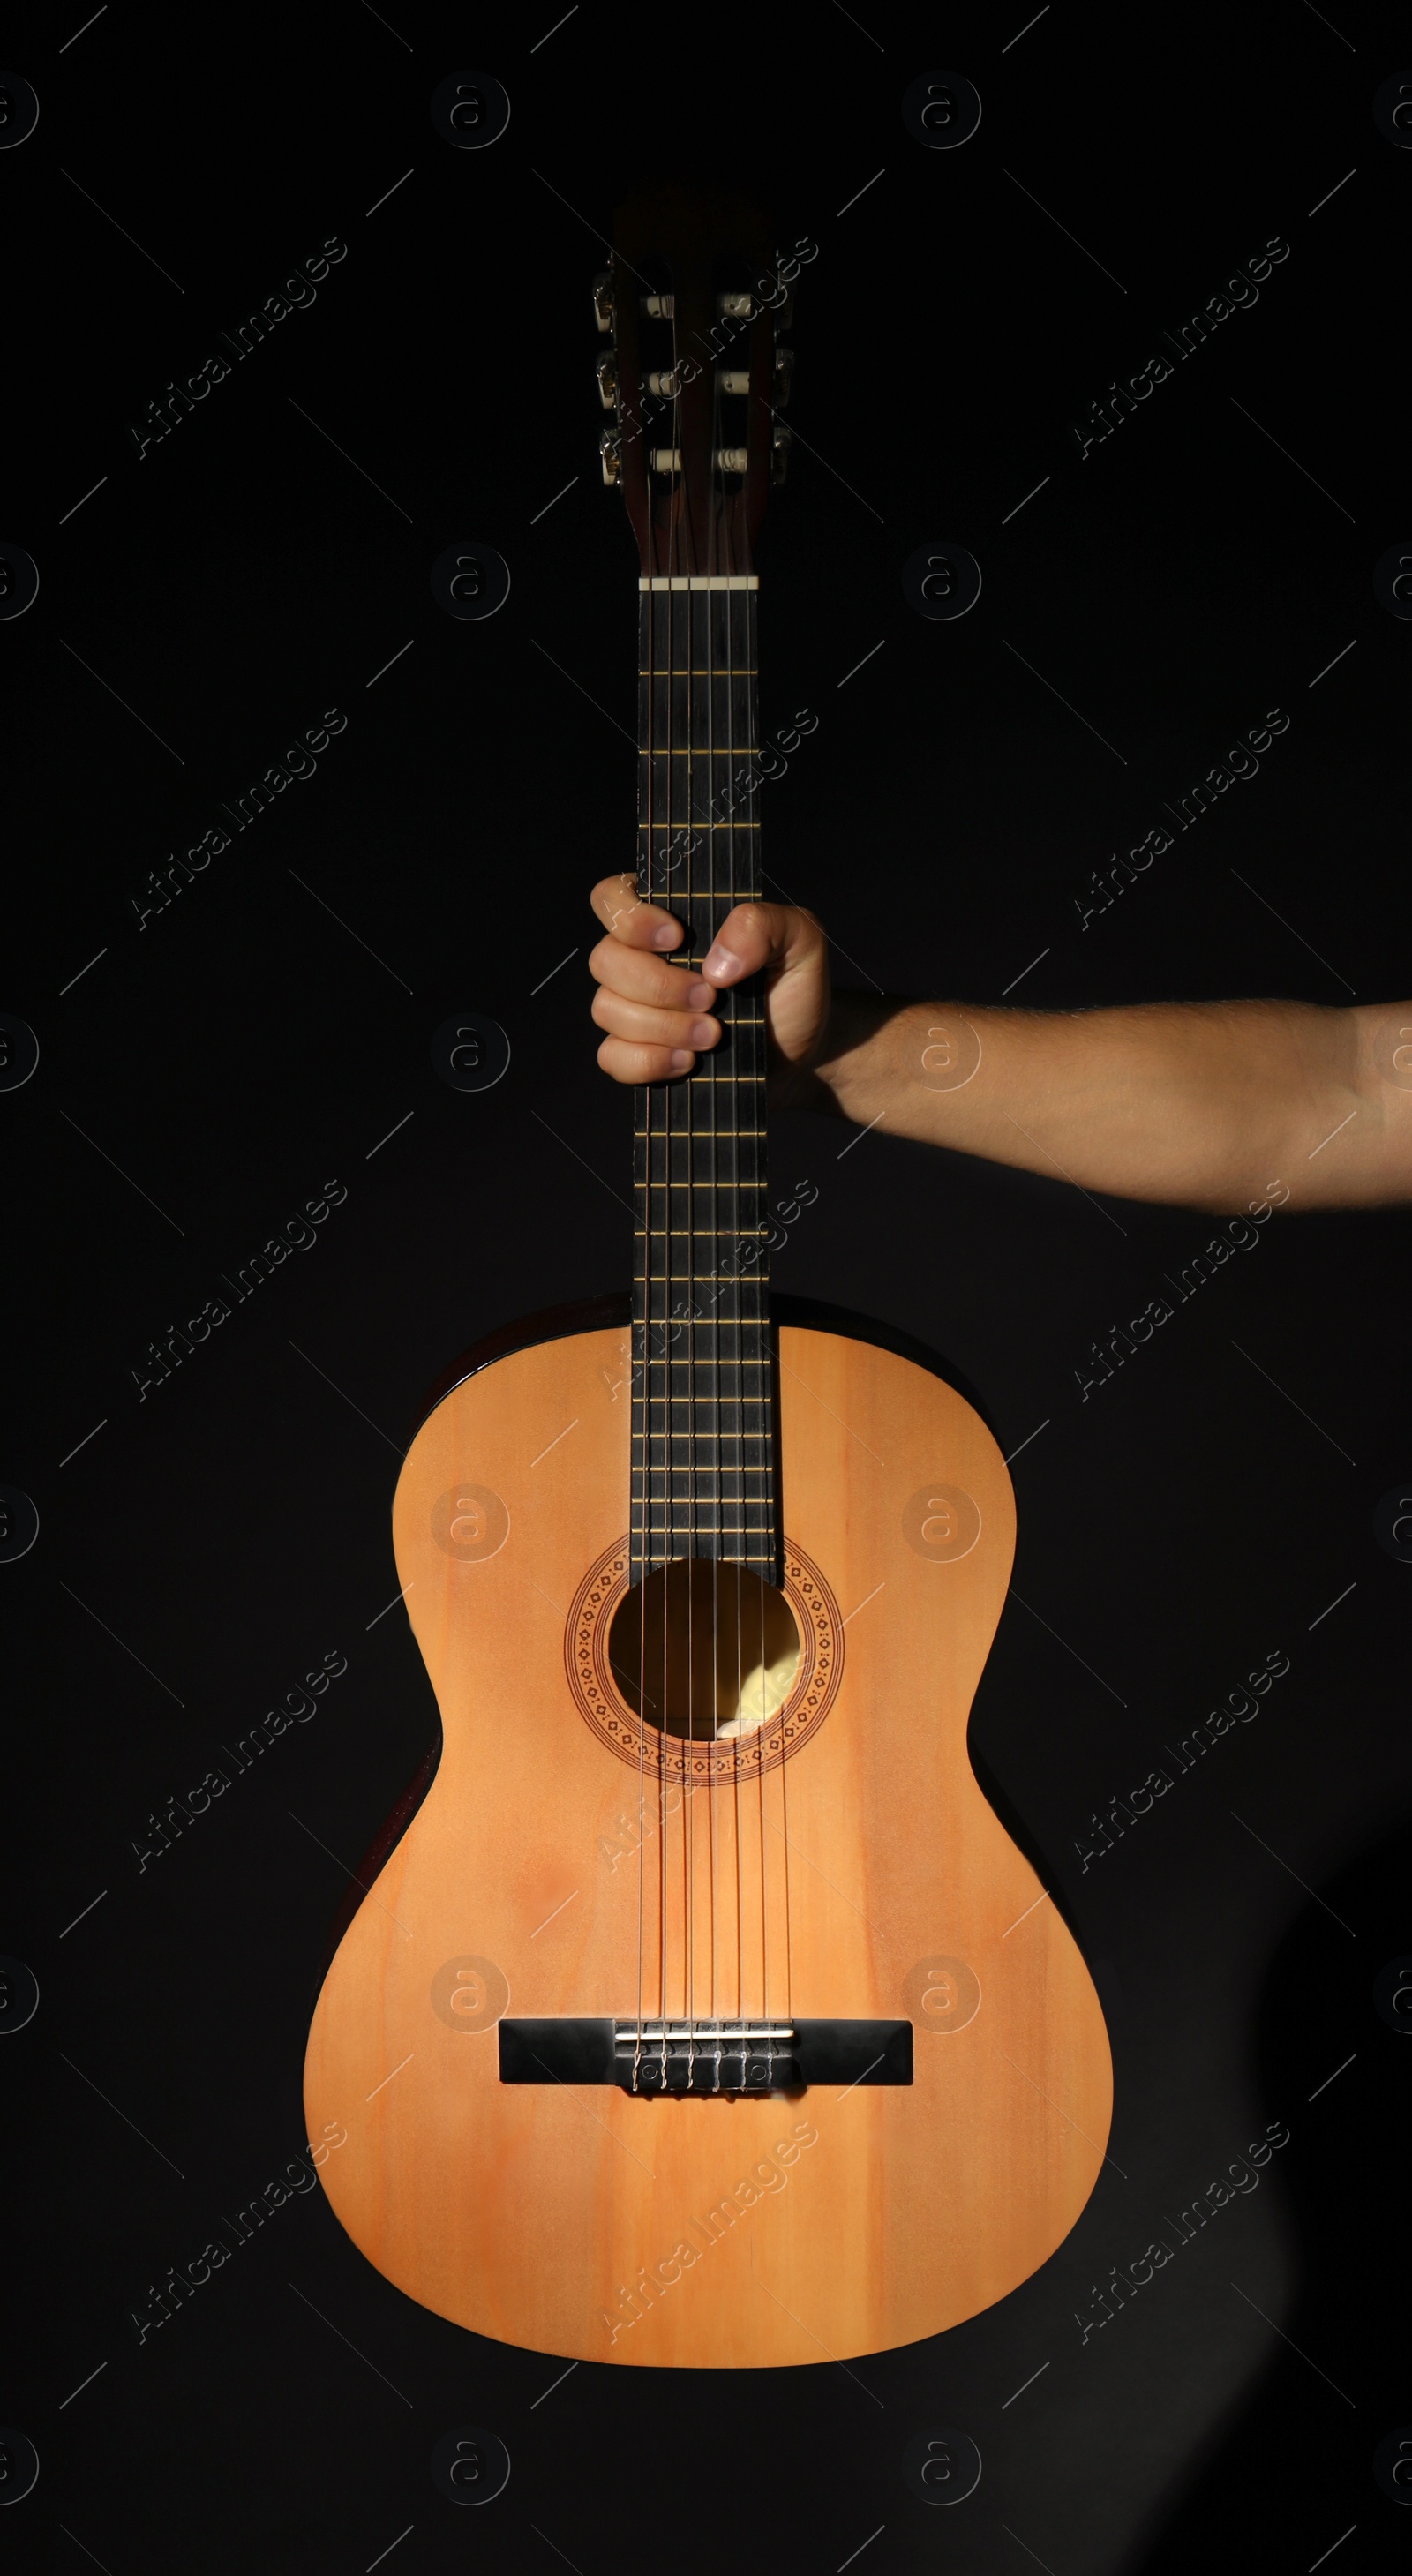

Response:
(632, 580), (777, 1581)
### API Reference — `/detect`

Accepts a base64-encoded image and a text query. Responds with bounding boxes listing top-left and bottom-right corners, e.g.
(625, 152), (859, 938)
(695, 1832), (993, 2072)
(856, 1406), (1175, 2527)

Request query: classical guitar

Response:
(304, 184), (1112, 2368)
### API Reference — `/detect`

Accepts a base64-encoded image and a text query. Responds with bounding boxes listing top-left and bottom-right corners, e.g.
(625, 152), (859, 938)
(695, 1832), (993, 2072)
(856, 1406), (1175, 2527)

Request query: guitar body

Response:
(304, 1306), (1112, 2366)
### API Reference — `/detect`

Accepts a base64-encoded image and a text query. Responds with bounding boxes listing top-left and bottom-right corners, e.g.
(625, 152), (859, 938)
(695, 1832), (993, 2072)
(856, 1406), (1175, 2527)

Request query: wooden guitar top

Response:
(304, 1315), (1112, 2367)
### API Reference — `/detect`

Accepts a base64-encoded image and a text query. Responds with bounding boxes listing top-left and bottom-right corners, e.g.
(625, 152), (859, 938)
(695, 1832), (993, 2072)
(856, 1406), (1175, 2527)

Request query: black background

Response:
(4, 2), (1409, 2569)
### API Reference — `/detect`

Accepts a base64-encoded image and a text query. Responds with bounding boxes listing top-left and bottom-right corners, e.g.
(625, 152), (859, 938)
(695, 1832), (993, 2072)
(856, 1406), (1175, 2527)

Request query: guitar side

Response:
(304, 1314), (1112, 2367)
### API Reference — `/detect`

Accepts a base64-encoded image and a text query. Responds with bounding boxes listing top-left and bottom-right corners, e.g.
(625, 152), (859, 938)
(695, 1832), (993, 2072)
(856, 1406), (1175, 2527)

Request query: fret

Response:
(637, 575), (760, 589)
(627, 1313), (766, 1325)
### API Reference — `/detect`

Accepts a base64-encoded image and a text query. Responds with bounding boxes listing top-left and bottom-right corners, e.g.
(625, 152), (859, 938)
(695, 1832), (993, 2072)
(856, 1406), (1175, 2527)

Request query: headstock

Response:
(591, 183), (796, 578)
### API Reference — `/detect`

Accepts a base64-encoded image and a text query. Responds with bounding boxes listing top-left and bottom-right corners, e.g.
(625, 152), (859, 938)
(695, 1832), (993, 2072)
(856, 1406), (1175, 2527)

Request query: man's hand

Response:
(587, 873), (831, 1093)
(586, 873), (1410, 1209)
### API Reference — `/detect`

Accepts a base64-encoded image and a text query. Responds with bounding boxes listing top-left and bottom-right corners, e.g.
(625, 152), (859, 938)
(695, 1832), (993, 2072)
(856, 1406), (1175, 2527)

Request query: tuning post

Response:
(770, 421), (792, 487)
(598, 428), (622, 487)
(641, 291), (676, 319)
(591, 270), (614, 334)
(714, 447), (748, 474)
(649, 447), (683, 474)
(717, 291), (753, 319)
(645, 369), (682, 397)
(717, 369), (749, 395)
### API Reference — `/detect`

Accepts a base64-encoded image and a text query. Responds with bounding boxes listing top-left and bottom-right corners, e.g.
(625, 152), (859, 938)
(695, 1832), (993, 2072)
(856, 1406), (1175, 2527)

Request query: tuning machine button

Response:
(596, 354), (619, 412)
(772, 347), (795, 406)
(591, 270), (614, 334)
(770, 421), (792, 487)
(598, 428), (622, 486)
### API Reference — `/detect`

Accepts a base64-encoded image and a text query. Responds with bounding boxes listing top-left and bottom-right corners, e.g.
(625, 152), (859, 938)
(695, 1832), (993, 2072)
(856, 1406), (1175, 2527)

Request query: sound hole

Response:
(606, 1563), (801, 1742)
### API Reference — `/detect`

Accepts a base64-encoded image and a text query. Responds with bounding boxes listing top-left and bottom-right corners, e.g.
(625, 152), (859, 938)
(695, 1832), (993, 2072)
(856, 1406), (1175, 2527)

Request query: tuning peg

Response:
(772, 347), (795, 407)
(599, 428), (621, 486)
(596, 354), (619, 412)
(770, 421), (792, 487)
(591, 271), (614, 334)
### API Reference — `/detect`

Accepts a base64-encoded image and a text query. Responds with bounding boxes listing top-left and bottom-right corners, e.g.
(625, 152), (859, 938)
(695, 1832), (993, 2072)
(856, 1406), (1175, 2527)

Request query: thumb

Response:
(701, 901), (821, 988)
(700, 900), (830, 1070)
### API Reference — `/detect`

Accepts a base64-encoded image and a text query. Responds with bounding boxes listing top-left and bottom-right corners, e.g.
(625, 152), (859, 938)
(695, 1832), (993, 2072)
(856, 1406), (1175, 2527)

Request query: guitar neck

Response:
(631, 575), (777, 1581)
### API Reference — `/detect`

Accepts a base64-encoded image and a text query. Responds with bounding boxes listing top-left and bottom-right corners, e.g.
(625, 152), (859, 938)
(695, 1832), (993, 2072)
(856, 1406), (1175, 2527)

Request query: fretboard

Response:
(632, 577), (777, 1581)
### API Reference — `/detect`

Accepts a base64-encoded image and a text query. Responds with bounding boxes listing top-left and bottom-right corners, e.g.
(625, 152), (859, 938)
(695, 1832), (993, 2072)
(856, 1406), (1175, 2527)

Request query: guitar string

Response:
(660, 398), (672, 2083)
(703, 390), (722, 2078)
(701, 463), (716, 2081)
(756, 580), (785, 2047)
(731, 554), (749, 2032)
(675, 317), (693, 2080)
(634, 387), (650, 2097)
(710, 432), (732, 2061)
(664, 336), (684, 2084)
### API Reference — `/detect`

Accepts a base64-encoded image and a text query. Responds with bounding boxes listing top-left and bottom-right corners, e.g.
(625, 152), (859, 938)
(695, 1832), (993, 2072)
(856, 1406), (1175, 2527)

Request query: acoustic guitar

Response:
(304, 184), (1112, 2368)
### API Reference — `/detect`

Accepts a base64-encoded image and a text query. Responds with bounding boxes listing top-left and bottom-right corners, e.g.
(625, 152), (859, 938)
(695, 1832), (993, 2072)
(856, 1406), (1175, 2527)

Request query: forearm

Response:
(779, 994), (1408, 1213)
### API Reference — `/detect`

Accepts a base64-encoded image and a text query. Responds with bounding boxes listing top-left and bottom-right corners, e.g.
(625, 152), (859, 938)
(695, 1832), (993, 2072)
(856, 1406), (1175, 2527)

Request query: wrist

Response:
(766, 993), (908, 1119)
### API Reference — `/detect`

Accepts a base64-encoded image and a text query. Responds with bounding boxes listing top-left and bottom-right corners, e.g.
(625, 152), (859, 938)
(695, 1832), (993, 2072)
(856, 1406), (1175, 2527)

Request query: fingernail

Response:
(652, 922), (679, 949)
(689, 1019), (716, 1047)
(669, 1048), (694, 1070)
(702, 945), (735, 980)
(685, 980), (714, 1008)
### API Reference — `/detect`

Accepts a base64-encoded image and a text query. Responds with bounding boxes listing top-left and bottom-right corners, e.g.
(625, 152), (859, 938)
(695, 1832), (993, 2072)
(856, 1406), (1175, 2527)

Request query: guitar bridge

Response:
(618, 2020), (798, 2094)
(497, 2017), (913, 2095)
